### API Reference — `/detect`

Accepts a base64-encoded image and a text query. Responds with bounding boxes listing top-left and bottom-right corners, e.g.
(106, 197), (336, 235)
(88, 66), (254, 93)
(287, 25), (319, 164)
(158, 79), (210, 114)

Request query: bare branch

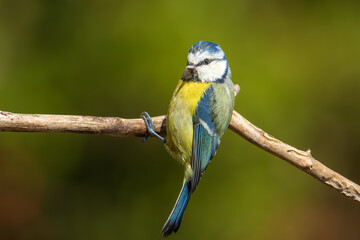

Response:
(0, 84), (359, 203)
(0, 111), (166, 137)
(229, 111), (360, 202)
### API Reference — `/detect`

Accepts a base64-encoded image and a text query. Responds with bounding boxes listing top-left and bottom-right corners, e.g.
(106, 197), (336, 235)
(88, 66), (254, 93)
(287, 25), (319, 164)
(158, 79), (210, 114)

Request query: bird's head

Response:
(182, 41), (230, 83)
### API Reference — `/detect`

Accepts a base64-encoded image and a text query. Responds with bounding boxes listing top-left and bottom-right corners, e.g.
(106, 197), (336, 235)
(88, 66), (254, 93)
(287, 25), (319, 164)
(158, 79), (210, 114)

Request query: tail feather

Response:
(161, 181), (191, 237)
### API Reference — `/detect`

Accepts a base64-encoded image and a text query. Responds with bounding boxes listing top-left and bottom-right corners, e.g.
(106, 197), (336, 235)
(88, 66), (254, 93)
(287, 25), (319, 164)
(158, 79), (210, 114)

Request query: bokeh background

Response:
(0, 0), (359, 239)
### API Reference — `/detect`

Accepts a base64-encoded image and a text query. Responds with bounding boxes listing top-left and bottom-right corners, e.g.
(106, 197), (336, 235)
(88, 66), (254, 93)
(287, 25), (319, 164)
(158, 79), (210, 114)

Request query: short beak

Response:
(182, 65), (196, 80)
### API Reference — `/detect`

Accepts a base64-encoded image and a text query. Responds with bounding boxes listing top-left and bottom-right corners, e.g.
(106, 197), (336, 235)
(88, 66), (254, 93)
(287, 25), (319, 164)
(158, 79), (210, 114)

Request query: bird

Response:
(141, 41), (235, 237)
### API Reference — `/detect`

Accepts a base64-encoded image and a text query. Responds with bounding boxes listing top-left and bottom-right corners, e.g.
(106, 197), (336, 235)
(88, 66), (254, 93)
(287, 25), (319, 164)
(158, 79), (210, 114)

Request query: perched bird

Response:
(141, 41), (235, 237)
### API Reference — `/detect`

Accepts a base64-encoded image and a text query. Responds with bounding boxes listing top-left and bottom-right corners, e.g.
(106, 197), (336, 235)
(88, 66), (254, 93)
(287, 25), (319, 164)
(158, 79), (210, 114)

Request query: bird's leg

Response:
(140, 112), (166, 143)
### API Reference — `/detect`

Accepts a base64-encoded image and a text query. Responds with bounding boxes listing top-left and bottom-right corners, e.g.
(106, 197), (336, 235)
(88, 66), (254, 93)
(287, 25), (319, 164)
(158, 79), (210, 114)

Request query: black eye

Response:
(204, 58), (210, 65)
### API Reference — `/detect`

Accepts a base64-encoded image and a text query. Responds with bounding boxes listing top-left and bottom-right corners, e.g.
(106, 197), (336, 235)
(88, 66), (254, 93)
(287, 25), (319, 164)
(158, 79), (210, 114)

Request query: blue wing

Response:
(191, 85), (220, 192)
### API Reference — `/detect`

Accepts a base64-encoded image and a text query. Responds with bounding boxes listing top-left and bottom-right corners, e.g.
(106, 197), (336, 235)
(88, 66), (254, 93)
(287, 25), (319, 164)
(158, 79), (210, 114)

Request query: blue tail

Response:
(161, 181), (191, 237)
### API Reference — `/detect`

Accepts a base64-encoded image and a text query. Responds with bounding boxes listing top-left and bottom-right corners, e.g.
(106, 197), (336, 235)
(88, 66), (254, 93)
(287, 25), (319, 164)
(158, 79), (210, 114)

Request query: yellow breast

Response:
(165, 80), (212, 165)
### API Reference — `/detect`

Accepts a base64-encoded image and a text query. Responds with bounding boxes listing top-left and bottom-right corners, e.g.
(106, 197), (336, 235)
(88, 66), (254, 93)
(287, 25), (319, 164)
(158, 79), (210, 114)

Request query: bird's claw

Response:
(141, 112), (153, 142)
(140, 112), (166, 143)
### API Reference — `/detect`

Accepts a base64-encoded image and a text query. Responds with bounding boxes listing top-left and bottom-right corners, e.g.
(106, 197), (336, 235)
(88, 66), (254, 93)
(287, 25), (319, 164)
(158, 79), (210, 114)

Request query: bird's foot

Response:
(140, 112), (166, 143)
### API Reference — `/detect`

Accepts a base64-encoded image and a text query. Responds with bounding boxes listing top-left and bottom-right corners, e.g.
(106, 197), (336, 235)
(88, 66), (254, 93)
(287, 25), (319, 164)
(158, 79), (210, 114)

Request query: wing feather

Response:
(190, 86), (220, 192)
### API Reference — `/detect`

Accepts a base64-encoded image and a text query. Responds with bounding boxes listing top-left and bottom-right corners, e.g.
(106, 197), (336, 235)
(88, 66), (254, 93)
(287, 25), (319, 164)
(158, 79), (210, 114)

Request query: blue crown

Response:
(189, 41), (222, 55)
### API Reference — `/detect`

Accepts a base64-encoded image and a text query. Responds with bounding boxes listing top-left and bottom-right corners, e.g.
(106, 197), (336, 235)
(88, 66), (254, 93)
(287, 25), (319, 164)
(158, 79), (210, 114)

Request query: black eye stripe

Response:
(187, 56), (226, 67)
(196, 58), (222, 66)
(200, 59), (212, 65)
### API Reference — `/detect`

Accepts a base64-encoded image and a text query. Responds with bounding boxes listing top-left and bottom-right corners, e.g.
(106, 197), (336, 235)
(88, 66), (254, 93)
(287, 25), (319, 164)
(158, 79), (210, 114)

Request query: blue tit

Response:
(141, 41), (235, 237)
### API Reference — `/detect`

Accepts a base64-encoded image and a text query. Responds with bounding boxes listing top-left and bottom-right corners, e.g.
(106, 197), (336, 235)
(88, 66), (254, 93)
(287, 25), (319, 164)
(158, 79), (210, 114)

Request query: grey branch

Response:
(0, 84), (359, 203)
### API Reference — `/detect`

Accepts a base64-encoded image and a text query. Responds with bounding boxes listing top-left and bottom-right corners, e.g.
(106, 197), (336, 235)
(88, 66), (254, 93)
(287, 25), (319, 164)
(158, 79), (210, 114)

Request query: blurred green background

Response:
(0, 0), (359, 239)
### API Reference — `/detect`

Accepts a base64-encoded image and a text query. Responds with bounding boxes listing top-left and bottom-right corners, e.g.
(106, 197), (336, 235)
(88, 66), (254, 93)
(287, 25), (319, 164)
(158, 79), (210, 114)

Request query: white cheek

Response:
(197, 61), (227, 82)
